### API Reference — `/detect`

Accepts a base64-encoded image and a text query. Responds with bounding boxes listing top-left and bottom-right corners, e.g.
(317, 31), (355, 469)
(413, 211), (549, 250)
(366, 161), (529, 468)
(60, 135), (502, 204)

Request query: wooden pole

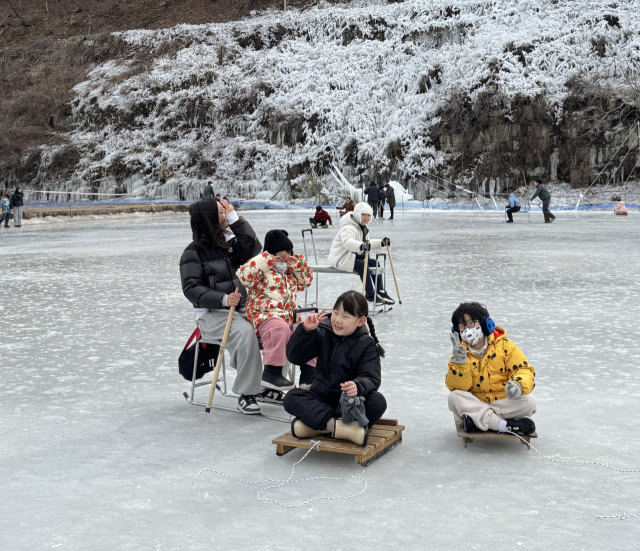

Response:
(386, 246), (402, 304)
(204, 288), (239, 413)
(361, 250), (369, 296)
(45, 2), (48, 13)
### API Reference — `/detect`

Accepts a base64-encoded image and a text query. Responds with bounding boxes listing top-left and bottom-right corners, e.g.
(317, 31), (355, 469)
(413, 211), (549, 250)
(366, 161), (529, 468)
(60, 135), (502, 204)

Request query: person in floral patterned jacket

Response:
(237, 229), (315, 399)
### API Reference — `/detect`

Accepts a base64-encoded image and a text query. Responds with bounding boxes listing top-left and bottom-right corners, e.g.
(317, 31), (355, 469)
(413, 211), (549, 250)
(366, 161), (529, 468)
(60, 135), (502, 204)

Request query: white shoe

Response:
(237, 395), (261, 415)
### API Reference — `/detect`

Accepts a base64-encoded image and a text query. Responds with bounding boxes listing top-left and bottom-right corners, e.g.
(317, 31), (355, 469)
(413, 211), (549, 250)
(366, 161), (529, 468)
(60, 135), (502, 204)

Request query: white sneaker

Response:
(237, 394), (261, 415)
(255, 388), (285, 405)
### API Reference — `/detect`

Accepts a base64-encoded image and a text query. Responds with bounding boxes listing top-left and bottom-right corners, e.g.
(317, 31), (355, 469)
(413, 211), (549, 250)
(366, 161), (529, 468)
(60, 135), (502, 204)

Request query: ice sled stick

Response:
(361, 250), (369, 296)
(204, 287), (239, 413)
(386, 246), (402, 304)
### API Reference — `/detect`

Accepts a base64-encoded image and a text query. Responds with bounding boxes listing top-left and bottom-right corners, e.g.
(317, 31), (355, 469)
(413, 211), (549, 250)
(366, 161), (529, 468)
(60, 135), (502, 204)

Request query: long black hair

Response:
(188, 198), (229, 250)
(333, 290), (385, 357)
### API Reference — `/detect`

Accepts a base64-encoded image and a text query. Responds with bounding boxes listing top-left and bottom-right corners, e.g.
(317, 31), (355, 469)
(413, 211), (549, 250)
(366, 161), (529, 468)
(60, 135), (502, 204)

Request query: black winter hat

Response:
(316, 205), (323, 212)
(263, 229), (294, 255)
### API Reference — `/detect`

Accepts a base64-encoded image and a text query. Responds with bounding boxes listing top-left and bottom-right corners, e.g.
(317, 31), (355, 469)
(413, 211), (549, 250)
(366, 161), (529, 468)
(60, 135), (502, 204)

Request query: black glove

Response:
(360, 241), (370, 252)
(381, 237), (390, 247)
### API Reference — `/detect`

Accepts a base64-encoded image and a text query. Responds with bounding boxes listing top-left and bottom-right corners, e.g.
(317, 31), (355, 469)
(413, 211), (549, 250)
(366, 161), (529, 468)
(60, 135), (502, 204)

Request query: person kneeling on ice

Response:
(237, 229), (316, 398)
(284, 291), (387, 446)
(614, 201), (628, 215)
(328, 202), (394, 306)
(446, 302), (537, 436)
(309, 205), (332, 228)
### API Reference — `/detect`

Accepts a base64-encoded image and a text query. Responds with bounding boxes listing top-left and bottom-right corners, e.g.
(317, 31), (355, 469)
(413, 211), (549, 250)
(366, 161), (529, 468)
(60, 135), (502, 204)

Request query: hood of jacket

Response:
(348, 202), (373, 225)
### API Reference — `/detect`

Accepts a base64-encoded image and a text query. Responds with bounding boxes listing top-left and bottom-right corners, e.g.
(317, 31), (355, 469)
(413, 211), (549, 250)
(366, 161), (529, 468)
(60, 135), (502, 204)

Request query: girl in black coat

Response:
(284, 290), (387, 445)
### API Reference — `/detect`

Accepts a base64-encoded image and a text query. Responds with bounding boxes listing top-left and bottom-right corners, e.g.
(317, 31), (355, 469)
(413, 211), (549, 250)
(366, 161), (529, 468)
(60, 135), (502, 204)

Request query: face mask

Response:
(275, 262), (288, 274)
(460, 325), (484, 347)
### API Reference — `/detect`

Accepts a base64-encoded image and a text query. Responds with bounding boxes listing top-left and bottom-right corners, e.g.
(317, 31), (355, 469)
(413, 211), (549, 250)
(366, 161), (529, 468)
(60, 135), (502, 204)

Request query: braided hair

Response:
(333, 290), (385, 357)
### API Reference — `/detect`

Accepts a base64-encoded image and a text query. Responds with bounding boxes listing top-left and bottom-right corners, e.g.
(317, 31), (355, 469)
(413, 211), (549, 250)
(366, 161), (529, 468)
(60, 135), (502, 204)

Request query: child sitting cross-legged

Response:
(446, 302), (537, 435)
(284, 290), (387, 446)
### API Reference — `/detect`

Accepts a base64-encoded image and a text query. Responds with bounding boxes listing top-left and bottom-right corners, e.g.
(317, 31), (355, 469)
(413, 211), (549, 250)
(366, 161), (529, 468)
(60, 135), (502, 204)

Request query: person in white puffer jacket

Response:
(328, 202), (394, 305)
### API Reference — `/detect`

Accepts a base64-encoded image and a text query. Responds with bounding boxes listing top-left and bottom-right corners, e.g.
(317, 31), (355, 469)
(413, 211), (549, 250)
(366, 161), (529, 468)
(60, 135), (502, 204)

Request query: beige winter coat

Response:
(328, 203), (382, 272)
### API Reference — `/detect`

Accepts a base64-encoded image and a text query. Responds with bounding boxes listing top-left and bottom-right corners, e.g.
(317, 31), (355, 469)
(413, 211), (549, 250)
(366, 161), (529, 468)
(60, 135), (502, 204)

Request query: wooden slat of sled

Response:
(272, 419), (404, 466)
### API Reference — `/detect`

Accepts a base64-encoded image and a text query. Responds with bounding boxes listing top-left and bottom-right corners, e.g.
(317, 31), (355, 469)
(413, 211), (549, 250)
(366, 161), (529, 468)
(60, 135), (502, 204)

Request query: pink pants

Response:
(257, 317), (317, 367)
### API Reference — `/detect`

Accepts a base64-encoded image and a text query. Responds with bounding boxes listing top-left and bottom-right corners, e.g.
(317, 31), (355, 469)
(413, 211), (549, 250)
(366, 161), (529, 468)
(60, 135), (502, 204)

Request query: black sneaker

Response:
(237, 394), (261, 415)
(462, 414), (479, 433)
(261, 367), (295, 391)
(505, 417), (536, 435)
(255, 388), (285, 405)
(365, 294), (386, 305)
(377, 290), (395, 305)
(506, 220), (513, 223)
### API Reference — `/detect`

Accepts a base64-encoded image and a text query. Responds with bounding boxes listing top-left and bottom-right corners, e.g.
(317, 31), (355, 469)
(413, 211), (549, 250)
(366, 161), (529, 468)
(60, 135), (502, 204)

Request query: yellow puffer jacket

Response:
(445, 327), (535, 403)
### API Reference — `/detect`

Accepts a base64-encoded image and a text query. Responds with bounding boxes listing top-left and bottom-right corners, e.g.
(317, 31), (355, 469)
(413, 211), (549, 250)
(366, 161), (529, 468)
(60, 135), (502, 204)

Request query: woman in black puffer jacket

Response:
(180, 198), (292, 415)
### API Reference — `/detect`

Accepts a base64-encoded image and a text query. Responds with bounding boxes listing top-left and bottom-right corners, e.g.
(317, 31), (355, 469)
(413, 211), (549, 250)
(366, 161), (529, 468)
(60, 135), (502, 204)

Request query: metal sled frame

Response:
(301, 229), (391, 316)
(183, 337), (296, 423)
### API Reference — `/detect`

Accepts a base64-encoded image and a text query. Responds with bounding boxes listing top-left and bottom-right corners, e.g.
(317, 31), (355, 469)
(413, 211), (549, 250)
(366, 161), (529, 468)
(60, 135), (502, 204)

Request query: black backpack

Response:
(178, 329), (220, 381)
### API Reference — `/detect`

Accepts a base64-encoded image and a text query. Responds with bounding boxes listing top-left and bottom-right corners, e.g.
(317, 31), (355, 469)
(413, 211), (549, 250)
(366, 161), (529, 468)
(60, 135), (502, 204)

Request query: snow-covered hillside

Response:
(42, 0), (640, 200)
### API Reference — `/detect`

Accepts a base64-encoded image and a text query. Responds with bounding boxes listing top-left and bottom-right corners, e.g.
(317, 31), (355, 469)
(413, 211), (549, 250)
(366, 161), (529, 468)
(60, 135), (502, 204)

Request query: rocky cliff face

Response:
(8, 0), (640, 201)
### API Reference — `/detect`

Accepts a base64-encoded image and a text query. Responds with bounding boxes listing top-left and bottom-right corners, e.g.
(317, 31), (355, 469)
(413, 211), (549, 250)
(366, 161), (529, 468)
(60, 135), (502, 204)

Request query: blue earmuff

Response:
(480, 315), (495, 336)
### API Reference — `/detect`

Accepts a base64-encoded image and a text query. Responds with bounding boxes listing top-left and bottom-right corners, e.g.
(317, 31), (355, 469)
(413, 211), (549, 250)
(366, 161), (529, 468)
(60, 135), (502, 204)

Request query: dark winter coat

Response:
(10, 191), (24, 208)
(384, 187), (396, 208)
(180, 217), (262, 310)
(286, 318), (381, 400)
(313, 209), (332, 225)
(531, 184), (551, 202)
(364, 185), (383, 203)
(203, 184), (214, 199)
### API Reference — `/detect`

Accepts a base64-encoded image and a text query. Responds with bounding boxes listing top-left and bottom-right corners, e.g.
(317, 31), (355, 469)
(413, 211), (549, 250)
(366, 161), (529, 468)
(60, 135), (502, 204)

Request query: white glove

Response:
(505, 380), (522, 400)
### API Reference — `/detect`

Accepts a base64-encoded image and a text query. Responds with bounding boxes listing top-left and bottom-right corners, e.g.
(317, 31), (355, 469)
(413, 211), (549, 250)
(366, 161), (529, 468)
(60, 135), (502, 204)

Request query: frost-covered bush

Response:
(61, 0), (640, 198)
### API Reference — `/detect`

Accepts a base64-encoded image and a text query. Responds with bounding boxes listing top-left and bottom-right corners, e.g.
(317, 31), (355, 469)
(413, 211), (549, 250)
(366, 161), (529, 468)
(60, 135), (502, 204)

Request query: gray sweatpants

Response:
(448, 390), (537, 431)
(13, 206), (23, 226)
(196, 307), (263, 396)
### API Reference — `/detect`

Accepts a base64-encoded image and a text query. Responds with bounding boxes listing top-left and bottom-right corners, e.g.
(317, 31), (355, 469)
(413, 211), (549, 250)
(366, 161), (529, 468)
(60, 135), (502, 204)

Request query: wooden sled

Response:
(272, 419), (404, 467)
(454, 414), (537, 450)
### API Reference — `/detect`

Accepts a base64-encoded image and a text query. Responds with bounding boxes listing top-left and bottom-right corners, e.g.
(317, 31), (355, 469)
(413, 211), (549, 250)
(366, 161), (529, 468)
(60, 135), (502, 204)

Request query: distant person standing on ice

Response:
(383, 184), (396, 219)
(378, 184), (386, 218)
(530, 180), (555, 223)
(446, 302), (537, 436)
(180, 198), (281, 416)
(328, 202), (394, 305)
(1, 196), (11, 228)
(505, 192), (521, 223)
(203, 181), (214, 199)
(364, 182), (383, 219)
(10, 187), (24, 228)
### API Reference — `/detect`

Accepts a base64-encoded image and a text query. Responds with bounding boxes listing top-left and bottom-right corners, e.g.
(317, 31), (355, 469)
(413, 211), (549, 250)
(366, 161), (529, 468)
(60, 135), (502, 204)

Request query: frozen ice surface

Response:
(1, 210), (640, 550)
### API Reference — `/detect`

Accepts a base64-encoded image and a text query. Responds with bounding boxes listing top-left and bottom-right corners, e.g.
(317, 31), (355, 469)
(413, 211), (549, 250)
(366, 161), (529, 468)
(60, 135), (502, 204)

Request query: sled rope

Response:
(506, 430), (640, 520)
(192, 440), (367, 508)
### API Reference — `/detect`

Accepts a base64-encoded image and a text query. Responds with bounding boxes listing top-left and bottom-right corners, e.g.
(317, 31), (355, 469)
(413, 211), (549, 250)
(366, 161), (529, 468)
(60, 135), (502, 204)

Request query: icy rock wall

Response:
(33, 0), (640, 200)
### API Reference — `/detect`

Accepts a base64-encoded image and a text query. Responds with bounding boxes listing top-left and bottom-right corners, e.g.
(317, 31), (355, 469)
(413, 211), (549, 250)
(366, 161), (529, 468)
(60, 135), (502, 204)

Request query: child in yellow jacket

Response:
(446, 302), (537, 435)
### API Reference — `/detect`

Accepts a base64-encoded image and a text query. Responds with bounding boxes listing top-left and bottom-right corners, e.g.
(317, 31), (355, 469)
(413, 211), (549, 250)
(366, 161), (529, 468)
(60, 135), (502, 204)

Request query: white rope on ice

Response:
(192, 440), (368, 509)
(505, 430), (640, 520)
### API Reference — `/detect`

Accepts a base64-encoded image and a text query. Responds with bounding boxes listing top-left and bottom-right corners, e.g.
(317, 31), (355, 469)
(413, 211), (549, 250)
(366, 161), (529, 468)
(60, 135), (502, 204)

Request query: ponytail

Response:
(366, 317), (385, 358)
